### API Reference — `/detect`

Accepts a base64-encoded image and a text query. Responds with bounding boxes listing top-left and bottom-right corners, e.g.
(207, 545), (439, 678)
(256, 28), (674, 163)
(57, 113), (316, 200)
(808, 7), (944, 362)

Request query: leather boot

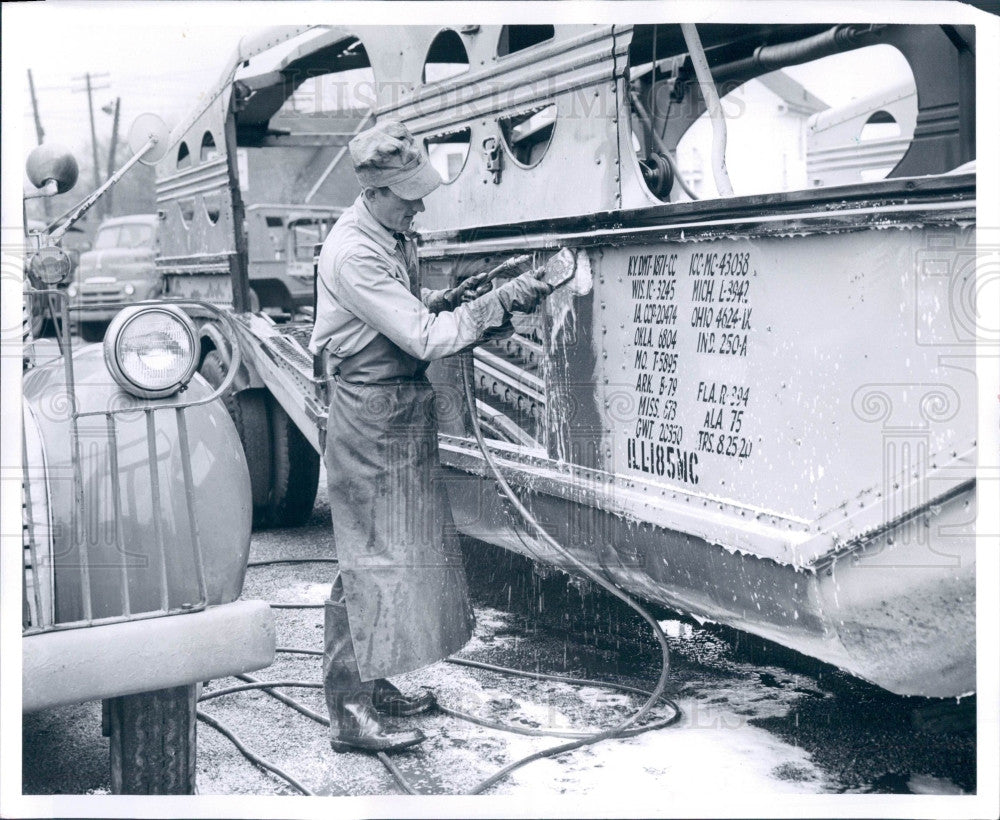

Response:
(372, 679), (436, 717)
(323, 600), (425, 753)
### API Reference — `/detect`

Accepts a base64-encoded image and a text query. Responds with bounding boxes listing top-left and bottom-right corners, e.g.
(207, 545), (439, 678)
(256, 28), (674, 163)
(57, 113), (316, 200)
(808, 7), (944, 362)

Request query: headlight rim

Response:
(103, 304), (200, 399)
(28, 246), (73, 286)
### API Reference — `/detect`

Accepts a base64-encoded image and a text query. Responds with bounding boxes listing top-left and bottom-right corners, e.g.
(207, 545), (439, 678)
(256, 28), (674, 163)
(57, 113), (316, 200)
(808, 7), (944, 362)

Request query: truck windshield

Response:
(95, 223), (154, 250)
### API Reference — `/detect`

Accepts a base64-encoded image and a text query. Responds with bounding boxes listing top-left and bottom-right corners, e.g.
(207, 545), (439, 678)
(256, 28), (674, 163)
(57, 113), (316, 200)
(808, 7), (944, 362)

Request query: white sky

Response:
(16, 17), (911, 156)
(21, 25), (248, 152)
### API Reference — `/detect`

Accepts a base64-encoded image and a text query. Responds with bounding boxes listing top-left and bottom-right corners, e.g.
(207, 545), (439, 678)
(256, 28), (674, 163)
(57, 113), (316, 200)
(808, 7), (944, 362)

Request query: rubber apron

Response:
(325, 332), (475, 681)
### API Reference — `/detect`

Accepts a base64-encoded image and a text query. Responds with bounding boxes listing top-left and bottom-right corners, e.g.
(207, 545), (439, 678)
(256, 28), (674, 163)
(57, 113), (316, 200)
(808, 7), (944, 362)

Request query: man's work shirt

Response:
(309, 194), (498, 363)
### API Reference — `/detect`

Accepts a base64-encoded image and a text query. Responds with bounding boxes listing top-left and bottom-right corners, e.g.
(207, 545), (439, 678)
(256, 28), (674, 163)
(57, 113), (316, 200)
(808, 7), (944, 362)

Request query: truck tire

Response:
(79, 320), (108, 343)
(199, 349), (318, 528)
(265, 397), (320, 528)
(199, 349), (273, 525)
(107, 684), (197, 794)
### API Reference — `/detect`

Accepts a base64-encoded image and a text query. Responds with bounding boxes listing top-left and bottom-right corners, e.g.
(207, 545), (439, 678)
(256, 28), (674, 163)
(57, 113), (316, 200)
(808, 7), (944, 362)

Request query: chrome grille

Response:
(80, 285), (124, 303)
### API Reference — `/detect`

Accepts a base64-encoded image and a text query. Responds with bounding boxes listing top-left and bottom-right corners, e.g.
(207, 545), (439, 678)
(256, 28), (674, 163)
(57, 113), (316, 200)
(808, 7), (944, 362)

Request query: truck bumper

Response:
(22, 600), (275, 712)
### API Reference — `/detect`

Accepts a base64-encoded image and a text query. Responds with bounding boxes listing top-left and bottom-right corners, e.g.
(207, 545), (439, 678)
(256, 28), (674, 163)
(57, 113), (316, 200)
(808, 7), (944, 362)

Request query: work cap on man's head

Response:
(349, 120), (442, 201)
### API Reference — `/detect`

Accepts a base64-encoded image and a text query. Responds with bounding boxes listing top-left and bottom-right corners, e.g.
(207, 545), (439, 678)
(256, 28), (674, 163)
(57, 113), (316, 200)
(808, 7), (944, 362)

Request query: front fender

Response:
(23, 345), (252, 624)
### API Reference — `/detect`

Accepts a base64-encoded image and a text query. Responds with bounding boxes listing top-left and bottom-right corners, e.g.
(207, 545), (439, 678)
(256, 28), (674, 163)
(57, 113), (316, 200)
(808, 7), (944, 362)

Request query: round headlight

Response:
(103, 305), (200, 399)
(124, 283), (136, 296)
(67, 283), (78, 298)
(29, 246), (73, 286)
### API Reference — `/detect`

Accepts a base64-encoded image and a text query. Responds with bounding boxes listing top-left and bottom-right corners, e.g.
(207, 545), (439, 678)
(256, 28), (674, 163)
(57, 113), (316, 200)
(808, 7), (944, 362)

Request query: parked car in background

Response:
(69, 214), (160, 342)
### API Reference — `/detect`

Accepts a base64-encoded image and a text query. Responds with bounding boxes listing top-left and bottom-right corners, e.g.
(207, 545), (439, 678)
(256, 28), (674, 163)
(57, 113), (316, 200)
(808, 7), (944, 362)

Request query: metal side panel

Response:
(812, 481), (976, 698)
(587, 224), (977, 526)
(439, 444), (854, 675)
(440, 441), (975, 696)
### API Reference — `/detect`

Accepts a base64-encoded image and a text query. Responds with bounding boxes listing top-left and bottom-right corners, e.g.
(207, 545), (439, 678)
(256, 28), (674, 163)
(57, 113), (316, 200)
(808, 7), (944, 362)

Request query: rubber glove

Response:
(494, 270), (553, 314)
(425, 269), (496, 313)
(450, 269), (496, 305)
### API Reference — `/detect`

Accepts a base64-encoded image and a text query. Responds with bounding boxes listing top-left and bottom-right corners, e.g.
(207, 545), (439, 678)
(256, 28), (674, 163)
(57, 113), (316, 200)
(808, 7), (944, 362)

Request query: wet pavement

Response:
(23, 486), (975, 800)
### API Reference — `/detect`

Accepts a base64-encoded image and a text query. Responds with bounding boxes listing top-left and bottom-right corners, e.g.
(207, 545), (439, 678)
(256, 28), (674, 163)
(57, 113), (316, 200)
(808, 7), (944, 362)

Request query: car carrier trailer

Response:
(154, 22), (978, 698)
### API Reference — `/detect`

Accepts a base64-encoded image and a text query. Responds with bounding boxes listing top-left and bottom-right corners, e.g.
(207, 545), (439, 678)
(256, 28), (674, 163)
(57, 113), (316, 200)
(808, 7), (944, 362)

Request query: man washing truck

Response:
(309, 120), (554, 753)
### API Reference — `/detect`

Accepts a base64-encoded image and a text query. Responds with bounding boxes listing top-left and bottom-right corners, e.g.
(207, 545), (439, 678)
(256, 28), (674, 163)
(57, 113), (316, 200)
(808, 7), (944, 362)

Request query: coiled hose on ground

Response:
(196, 352), (682, 795)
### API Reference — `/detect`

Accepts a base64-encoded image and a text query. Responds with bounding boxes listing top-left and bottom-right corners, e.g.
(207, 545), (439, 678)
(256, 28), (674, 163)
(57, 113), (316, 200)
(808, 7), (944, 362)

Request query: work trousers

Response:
(322, 573), (370, 701)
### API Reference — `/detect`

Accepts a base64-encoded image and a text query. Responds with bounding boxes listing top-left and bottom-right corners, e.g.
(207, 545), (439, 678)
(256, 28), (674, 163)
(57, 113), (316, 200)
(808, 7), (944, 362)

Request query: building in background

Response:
(676, 69), (829, 199)
(806, 79), (918, 188)
(674, 42), (923, 198)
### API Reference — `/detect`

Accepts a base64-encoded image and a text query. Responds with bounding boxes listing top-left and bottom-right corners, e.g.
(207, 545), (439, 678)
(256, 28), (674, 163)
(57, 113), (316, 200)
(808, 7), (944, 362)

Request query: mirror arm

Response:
(47, 136), (157, 243)
(23, 180), (59, 200)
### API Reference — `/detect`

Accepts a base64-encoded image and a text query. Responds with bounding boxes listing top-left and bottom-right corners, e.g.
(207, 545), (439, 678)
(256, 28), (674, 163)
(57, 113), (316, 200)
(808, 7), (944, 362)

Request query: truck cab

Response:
(245, 203), (341, 317)
(21, 128), (274, 794)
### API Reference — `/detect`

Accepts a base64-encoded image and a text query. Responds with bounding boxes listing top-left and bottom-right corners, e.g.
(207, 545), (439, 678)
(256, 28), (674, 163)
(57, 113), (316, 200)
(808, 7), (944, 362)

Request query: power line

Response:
(70, 72), (110, 86)
(28, 83), (78, 93)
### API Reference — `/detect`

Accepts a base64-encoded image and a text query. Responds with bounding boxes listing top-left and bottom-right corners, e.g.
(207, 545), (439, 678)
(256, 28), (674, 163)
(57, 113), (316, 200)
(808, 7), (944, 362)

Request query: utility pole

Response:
(105, 97), (121, 215)
(72, 71), (110, 217)
(27, 69), (45, 144)
(27, 69), (51, 217)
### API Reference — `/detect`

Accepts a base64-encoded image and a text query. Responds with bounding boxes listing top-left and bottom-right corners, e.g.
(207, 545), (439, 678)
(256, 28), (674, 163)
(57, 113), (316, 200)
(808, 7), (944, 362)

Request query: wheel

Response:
(107, 684), (197, 794)
(199, 350), (273, 527)
(79, 320), (108, 343)
(200, 350), (319, 528)
(265, 396), (320, 527)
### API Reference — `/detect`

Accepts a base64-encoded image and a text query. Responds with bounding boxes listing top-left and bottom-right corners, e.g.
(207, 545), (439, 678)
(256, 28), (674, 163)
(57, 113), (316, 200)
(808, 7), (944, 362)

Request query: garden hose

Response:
(201, 344), (683, 794)
(198, 648), (679, 796)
